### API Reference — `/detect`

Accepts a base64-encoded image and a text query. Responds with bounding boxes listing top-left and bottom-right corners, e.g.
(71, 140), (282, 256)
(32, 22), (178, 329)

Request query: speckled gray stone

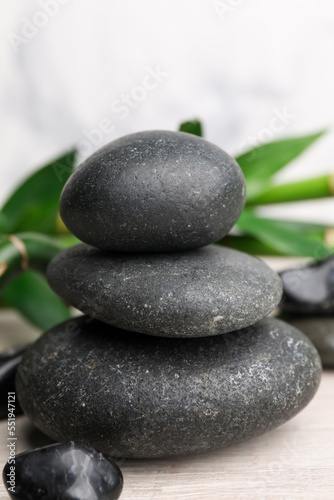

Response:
(16, 316), (321, 459)
(47, 243), (282, 337)
(60, 130), (246, 252)
(285, 316), (334, 368)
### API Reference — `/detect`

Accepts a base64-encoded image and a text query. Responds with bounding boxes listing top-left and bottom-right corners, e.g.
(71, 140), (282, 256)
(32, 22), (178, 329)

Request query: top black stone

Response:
(60, 130), (246, 252)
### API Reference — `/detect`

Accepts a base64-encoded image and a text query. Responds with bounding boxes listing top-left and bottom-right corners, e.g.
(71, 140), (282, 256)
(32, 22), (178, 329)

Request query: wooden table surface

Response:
(0, 258), (333, 499)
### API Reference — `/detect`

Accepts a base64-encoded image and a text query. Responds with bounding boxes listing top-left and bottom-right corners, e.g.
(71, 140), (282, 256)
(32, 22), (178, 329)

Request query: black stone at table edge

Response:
(279, 255), (334, 315)
(2, 441), (123, 500)
(16, 316), (321, 459)
(60, 130), (246, 252)
(47, 243), (283, 338)
(281, 315), (334, 368)
(0, 345), (29, 420)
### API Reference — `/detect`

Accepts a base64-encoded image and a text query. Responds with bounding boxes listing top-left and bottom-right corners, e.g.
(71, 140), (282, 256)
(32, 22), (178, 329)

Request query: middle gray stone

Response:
(47, 244), (282, 337)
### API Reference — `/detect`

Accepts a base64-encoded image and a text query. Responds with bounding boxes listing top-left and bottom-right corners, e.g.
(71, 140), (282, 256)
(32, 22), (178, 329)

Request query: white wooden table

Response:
(0, 258), (333, 499)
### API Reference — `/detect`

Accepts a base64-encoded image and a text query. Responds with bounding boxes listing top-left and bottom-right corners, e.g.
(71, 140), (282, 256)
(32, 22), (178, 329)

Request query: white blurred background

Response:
(0, 0), (334, 222)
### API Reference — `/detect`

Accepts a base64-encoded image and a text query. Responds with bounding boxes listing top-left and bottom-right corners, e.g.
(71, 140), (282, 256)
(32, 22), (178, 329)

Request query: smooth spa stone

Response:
(3, 442), (123, 500)
(284, 316), (334, 368)
(279, 255), (334, 315)
(47, 244), (282, 337)
(59, 130), (246, 252)
(16, 316), (321, 458)
(0, 345), (28, 420)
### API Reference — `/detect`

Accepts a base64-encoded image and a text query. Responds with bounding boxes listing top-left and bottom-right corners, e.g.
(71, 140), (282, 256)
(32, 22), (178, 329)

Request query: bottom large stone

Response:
(16, 317), (321, 458)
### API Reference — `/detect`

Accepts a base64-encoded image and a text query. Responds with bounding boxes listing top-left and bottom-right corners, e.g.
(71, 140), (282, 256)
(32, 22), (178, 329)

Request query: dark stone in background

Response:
(47, 244), (282, 337)
(60, 130), (246, 252)
(284, 316), (334, 368)
(3, 441), (123, 500)
(0, 345), (28, 420)
(279, 256), (334, 315)
(16, 316), (321, 458)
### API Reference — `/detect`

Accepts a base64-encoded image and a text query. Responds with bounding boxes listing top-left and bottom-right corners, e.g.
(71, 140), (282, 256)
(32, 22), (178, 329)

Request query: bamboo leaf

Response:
(218, 235), (284, 256)
(220, 221), (334, 256)
(1, 150), (76, 234)
(2, 270), (71, 330)
(0, 213), (8, 234)
(236, 131), (325, 200)
(236, 210), (333, 258)
(261, 219), (332, 234)
(179, 120), (203, 137)
(57, 234), (81, 248)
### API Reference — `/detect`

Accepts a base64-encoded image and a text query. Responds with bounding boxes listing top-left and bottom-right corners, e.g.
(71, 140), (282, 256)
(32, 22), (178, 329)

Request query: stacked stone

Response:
(17, 131), (321, 459)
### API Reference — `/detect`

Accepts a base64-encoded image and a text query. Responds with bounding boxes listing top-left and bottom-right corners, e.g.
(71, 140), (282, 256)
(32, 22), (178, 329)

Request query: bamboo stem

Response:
(247, 174), (334, 205)
(0, 233), (64, 292)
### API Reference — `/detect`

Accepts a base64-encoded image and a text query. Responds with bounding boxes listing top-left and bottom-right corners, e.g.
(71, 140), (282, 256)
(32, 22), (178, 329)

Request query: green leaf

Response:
(236, 210), (333, 258)
(236, 131), (325, 200)
(57, 234), (81, 248)
(1, 150), (76, 234)
(179, 120), (203, 137)
(218, 234), (284, 256)
(2, 270), (71, 330)
(261, 219), (332, 235)
(0, 212), (8, 233)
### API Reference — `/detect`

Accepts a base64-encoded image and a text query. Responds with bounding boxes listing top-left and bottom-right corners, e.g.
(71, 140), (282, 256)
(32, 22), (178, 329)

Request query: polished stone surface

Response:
(2, 441), (123, 499)
(16, 316), (321, 458)
(0, 345), (28, 420)
(285, 316), (334, 368)
(280, 256), (334, 315)
(47, 244), (282, 337)
(60, 130), (246, 252)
